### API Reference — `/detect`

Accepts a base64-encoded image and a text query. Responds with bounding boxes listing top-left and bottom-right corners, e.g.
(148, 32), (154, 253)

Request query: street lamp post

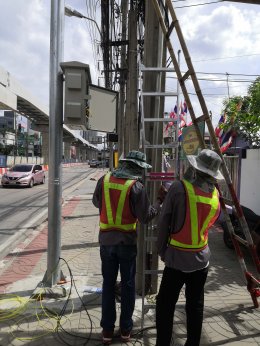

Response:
(65, 5), (102, 40)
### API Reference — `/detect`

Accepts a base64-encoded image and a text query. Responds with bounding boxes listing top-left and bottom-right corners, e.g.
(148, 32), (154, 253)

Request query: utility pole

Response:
(124, 2), (138, 153)
(43, 0), (64, 287)
(226, 72), (230, 100)
(101, 0), (110, 89)
(117, 0), (128, 157)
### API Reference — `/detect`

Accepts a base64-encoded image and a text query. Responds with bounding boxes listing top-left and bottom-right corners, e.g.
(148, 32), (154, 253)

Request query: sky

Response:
(0, 0), (260, 128)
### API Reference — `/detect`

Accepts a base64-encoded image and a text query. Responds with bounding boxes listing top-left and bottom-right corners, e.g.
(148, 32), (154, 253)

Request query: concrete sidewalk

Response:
(0, 170), (259, 346)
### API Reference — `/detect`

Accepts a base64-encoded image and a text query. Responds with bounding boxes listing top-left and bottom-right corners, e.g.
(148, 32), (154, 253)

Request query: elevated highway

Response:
(0, 65), (98, 162)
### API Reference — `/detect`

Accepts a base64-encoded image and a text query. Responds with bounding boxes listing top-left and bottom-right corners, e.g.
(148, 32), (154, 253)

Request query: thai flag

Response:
(215, 113), (234, 152)
(165, 101), (188, 134)
(215, 113), (226, 140)
(178, 120), (193, 141)
(165, 104), (177, 131)
(219, 130), (234, 153)
(179, 101), (187, 128)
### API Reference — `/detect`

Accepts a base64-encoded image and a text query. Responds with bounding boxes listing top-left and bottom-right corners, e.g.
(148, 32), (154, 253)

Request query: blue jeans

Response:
(100, 244), (137, 332)
(156, 266), (208, 346)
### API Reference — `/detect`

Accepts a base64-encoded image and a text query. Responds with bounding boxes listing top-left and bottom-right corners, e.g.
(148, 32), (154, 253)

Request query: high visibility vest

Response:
(169, 179), (220, 251)
(100, 173), (137, 232)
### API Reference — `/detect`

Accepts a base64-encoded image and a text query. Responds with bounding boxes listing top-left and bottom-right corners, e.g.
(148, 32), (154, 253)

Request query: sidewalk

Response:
(0, 170), (259, 346)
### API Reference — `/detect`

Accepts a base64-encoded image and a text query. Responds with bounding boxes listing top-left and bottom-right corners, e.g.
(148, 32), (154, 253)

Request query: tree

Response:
(0, 143), (14, 155)
(222, 77), (260, 147)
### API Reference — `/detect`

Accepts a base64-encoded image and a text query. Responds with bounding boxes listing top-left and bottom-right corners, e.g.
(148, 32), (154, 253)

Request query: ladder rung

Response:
(144, 269), (164, 275)
(146, 176), (175, 181)
(180, 70), (191, 82)
(144, 143), (178, 149)
(144, 118), (177, 122)
(146, 172), (175, 181)
(142, 92), (177, 97)
(234, 234), (248, 246)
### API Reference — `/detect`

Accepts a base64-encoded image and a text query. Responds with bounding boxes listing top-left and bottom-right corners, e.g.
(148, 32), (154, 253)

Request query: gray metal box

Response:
(61, 61), (92, 131)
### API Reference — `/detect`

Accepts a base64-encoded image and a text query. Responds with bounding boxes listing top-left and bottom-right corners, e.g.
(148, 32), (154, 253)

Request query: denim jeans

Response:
(156, 266), (208, 346)
(100, 244), (137, 332)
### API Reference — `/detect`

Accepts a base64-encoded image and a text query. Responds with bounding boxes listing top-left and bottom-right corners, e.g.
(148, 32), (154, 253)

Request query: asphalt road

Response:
(0, 165), (96, 260)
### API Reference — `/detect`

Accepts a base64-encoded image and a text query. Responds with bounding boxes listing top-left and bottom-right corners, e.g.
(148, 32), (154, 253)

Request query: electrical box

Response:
(88, 85), (118, 132)
(60, 61), (92, 131)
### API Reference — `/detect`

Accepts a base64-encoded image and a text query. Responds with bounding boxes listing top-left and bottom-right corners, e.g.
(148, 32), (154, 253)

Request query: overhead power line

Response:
(193, 53), (260, 62)
(173, 0), (223, 9)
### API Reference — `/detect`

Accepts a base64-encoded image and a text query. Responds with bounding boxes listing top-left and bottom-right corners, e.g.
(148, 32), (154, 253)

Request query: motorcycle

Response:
(220, 205), (260, 257)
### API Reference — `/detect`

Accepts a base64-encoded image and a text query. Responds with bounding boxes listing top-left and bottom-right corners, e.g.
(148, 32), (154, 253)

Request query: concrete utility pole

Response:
(124, 4), (138, 153)
(44, 0), (64, 287)
(101, 0), (110, 89)
(117, 0), (128, 157)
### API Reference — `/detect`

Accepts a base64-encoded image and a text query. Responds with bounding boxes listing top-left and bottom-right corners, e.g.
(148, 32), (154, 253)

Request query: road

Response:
(0, 164), (97, 260)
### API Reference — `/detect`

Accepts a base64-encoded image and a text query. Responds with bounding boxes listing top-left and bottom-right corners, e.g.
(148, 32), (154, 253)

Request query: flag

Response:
(165, 101), (188, 134)
(215, 113), (235, 153)
(165, 104), (177, 132)
(219, 130), (234, 153)
(179, 101), (187, 128)
(178, 120), (192, 141)
(215, 113), (226, 139)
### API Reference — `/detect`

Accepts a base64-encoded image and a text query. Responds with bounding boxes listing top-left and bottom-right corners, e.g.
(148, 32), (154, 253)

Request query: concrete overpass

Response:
(0, 65), (98, 163)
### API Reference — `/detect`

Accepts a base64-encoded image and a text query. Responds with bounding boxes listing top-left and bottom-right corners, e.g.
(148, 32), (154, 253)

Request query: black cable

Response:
(57, 257), (157, 345)
(173, 0), (223, 9)
(57, 257), (96, 345)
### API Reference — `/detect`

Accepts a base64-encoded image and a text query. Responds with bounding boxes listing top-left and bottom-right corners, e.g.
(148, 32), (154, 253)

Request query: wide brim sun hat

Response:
(119, 150), (152, 169)
(186, 149), (224, 180)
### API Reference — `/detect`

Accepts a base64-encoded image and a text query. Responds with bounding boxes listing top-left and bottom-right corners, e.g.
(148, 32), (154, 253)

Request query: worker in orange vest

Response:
(93, 150), (166, 345)
(156, 149), (224, 346)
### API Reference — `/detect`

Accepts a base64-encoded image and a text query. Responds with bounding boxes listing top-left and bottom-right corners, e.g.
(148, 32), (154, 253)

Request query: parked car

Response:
(89, 159), (100, 168)
(1, 164), (45, 188)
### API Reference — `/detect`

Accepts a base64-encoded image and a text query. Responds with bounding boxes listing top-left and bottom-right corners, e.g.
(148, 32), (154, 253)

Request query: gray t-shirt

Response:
(157, 180), (211, 272)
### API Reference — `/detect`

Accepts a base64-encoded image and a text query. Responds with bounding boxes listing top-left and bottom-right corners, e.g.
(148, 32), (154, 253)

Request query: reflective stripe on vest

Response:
(100, 173), (137, 231)
(169, 179), (220, 251)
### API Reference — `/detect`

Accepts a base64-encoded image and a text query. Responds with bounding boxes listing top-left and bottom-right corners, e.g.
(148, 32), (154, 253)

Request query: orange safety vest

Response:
(169, 179), (220, 251)
(100, 172), (137, 232)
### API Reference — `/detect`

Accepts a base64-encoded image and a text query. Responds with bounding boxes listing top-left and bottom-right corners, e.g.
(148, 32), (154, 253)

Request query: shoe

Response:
(120, 329), (131, 343)
(102, 329), (113, 345)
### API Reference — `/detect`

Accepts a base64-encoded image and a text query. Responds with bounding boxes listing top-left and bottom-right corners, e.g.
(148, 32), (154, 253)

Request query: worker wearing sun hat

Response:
(156, 149), (223, 346)
(92, 150), (166, 345)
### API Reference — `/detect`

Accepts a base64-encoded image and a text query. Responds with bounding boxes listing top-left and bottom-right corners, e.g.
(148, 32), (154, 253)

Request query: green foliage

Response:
(222, 77), (260, 147)
(0, 143), (15, 155)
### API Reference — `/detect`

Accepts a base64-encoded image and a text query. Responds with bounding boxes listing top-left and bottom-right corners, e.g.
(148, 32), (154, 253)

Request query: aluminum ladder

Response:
(139, 62), (182, 329)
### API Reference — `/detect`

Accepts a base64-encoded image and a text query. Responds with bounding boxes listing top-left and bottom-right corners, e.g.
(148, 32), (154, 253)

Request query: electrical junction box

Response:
(60, 61), (92, 131)
(88, 85), (118, 133)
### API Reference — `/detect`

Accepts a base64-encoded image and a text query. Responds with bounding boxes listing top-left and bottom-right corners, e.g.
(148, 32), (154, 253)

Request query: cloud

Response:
(0, 0), (99, 108)
(170, 2), (260, 123)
